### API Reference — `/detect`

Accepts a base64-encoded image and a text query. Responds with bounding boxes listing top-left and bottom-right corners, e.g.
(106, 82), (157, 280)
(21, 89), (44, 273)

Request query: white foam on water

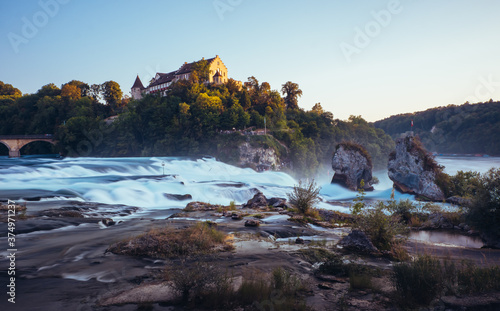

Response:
(1, 156), (499, 216)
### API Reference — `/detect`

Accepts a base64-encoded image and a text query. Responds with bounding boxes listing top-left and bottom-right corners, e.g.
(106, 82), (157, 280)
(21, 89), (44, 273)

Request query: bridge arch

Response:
(20, 139), (57, 156)
(0, 135), (57, 158)
(0, 141), (9, 156)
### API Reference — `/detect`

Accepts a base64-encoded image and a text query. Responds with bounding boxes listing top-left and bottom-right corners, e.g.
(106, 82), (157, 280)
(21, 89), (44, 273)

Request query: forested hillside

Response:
(0, 67), (394, 177)
(373, 101), (500, 155)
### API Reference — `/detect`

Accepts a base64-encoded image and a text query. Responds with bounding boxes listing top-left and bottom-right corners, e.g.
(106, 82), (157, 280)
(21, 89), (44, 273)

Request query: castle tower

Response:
(131, 75), (145, 100)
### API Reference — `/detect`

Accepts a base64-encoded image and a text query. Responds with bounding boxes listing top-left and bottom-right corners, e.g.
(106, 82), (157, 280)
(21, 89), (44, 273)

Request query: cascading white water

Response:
(1, 156), (499, 216)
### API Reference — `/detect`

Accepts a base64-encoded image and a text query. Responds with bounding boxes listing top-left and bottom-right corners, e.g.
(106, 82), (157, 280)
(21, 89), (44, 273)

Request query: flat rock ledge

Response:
(99, 282), (176, 306)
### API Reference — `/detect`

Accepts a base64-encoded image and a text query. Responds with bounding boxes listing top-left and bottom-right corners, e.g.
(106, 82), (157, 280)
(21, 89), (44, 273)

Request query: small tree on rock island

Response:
(288, 179), (321, 214)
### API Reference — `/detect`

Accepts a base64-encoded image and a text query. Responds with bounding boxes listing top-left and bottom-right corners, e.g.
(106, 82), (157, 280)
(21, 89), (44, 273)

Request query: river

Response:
(1, 155), (500, 219)
(1, 155), (499, 310)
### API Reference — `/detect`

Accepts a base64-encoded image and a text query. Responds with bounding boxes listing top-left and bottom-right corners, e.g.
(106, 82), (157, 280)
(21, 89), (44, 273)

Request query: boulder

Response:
(421, 213), (454, 229)
(446, 196), (472, 207)
(441, 293), (500, 310)
(338, 230), (379, 254)
(184, 201), (218, 211)
(243, 191), (268, 209)
(318, 282), (335, 290)
(164, 193), (192, 201)
(295, 237), (304, 244)
(244, 219), (260, 227)
(480, 232), (500, 249)
(102, 218), (115, 226)
(388, 136), (445, 201)
(267, 197), (288, 208)
(331, 142), (374, 191)
(231, 213), (243, 220)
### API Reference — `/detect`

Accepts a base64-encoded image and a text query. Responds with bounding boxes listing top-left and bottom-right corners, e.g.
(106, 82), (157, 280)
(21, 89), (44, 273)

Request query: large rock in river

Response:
(338, 230), (379, 254)
(388, 136), (445, 201)
(331, 142), (374, 191)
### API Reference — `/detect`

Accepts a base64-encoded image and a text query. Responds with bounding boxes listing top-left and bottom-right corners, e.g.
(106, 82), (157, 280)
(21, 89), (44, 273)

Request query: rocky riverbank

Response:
(1, 199), (499, 311)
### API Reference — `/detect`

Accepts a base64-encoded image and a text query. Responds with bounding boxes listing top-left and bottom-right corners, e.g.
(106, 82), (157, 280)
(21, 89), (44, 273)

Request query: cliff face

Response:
(388, 136), (445, 201)
(238, 142), (280, 170)
(331, 143), (373, 191)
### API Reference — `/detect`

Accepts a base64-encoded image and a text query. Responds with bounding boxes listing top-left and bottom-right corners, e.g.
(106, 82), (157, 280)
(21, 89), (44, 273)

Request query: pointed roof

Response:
(132, 75), (145, 89)
(213, 71), (222, 77)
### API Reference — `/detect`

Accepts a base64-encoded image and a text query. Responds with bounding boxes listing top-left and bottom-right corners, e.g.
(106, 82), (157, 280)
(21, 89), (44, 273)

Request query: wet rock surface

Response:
(339, 230), (379, 254)
(388, 136), (445, 201)
(1, 200), (499, 311)
(331, 143), (374, 191)
(163, 193), (193, 201)
(243, 191), (269, 209)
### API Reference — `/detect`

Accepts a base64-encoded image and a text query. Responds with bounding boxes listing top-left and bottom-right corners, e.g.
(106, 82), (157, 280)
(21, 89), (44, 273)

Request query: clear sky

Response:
(1, 0), (499, 122)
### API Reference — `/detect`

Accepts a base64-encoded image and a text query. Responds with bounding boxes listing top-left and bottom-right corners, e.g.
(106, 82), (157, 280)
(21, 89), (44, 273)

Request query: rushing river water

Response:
(1, 155), (500, 218)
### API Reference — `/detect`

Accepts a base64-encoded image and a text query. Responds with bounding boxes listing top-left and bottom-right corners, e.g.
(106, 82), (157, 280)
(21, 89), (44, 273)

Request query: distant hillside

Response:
(373, 101), (500, 155)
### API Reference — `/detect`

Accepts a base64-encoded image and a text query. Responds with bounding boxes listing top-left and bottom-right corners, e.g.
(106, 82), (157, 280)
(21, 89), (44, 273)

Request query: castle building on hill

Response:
(131, 55), (235, 100)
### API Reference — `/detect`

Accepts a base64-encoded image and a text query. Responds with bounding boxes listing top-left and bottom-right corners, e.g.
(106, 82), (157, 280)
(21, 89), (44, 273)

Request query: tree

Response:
(37, 83), (61, 97)
(0, 81), (22, 96)
(466, 168), (500, 240)
(101, 81), (123, 111)
(281, 81), (302, 109)
(311, 103), (324, 114)
(191, 59), (210, 83)
(89, 84), (102, 101)
(65, 80), (90, 97)
(61, 84), (81, 101)
(287, 179), (321, 214)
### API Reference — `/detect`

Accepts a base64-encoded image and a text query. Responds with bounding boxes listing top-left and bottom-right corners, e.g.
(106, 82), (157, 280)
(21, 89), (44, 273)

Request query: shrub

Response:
(449, 170), (481, 198)
(355, 202), (408, 251)
(392, 255), (442, 307)
(316, 255), (349, 277)
(298, 248), (339, 263)
(456, 261), (500, 294)
(237, 268), (311, 311)
(349, 274), (372, 290)
(287, 179), (321, 214)
(167, 259), (222, 302)
(393, 255), (500, 307)
(386, 199), (417, 224)
(466, 168), (500, 239)
(108, 222), (232, 258)
(350, 180), (366, 215)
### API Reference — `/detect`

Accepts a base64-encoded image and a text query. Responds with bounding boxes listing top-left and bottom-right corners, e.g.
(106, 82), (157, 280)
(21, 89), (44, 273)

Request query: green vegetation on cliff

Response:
(374, 101), (500, 154)
(0, 78), (393, 177)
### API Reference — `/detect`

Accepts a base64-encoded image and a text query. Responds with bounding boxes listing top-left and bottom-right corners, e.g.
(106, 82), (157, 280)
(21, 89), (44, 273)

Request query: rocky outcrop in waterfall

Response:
(331, 142), (374, 191)
(238, 142), (280, 170)
(388, 136), (445, 201)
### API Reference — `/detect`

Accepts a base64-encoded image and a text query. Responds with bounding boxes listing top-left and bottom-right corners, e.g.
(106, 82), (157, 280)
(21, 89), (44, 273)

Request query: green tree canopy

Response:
(101, 81), (123, 111)
(37, 83), (61, 97)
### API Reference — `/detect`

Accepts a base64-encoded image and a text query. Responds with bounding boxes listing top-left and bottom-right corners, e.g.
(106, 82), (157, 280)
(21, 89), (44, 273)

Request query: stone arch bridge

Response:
(0, 135), (57, 158)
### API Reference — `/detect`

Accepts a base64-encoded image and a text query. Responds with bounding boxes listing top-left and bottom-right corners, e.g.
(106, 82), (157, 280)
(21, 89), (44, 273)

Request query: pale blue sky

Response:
(1, 0), (499, 121)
